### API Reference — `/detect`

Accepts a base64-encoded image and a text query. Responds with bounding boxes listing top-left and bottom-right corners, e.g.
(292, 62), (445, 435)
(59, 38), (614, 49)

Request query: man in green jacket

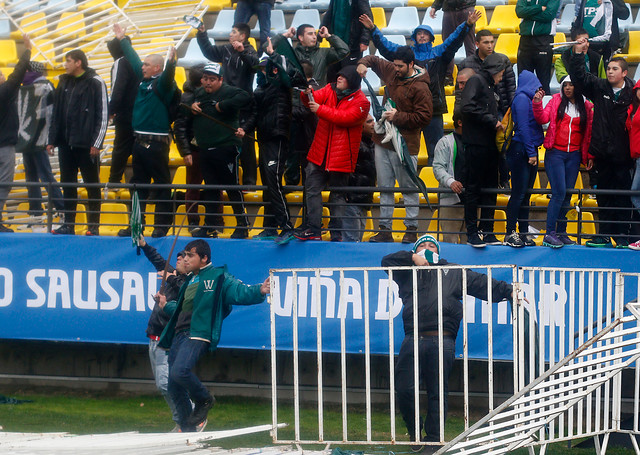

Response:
(516, 0), (561, 93)
(157, 239), (270, 431)
(113, 23), (177, 238)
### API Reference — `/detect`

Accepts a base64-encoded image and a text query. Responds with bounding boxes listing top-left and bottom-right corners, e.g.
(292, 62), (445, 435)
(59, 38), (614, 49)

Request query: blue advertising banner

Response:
(0, 234), (638, 360)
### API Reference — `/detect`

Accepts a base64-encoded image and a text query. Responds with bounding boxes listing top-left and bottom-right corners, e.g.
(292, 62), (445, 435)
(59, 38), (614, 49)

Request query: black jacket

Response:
(141, 243), (188, 337)
(458, 50), (516, 116)
(196, 30), (258, 95)
(0, 49), (30, 147)
(431, 0), (476, 12)
(569, 51), (633, 166)
(321, 0), (373, 53)
(346, 135), (376, 207)
(48, 67), (109, 149)
(381, 251), (513, 336)
(107, 38), (139, 125)
(174, 80), (199, 157)
(460, 69), (499, 146)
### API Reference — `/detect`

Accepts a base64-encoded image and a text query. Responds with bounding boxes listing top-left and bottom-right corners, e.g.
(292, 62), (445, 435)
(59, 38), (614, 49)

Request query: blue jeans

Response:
(505, 141), (537, 233)
(167, 332), (211, 430)
(234, 0), (271, 48)
(342, 204), (367, 242)
(545, 148), (581, 233)
(149, 339), (180, 424)
(395, 335), (455, 442)
(23, 149), (64, 215)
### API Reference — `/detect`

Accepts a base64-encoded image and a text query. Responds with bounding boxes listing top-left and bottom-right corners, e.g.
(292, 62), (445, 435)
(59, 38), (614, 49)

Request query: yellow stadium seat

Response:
(407, 0), (434, 7)
(248, 37), (257, 51)
(75, 203), (88, 235)
(620, 31), (640, 63)
(494, 33), (520, 63)
(474, 6), (488, 31)
(565, 210), (596, 244)
(172, 166), (187, 185)
(494, 209), (507, 241)
(371, 7), (387, 29)
(202, 0), (231, 12)
(99, 203), (129, 236)
(361, 211), (376, 242)
(443, 95), (455, 129)
(486, 5), (519, 34)
(418, 166), (439, 204)
(53, 12), (86, 40)
(391, 208), (408, 242)
(77, 0), (110, 12)
(0, 40), (17, 66)
(175, 66), (186, 90)
(418, 135), (429, 166)
(173, 204), (205, 235)
(10, 13), (47, 40)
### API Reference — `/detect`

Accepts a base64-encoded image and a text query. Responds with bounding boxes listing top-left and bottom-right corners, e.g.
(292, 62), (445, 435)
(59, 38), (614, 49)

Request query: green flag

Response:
(130, 190), (143, 246)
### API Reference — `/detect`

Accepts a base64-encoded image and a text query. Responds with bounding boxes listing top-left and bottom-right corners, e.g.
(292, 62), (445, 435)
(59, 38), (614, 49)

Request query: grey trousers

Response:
(0, 145), (16, 221)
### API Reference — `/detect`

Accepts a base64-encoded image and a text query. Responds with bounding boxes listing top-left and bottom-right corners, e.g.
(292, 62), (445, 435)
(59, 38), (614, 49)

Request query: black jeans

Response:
(462, 144), (499, 235)
(594, 158), (633, 241)
(304, 162), (348, 238)
(259, 136), (292, 231)
(109, 120), (134, 184)
(200, 145), (248, 229)
(517, 35), (553, 94)
(58, 145), (100, 228)
(131, 137), (172, 229)
(396, 335), (456, 442)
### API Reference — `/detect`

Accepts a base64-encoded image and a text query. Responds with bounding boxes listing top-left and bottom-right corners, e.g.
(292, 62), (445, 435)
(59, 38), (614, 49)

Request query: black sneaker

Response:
(557, 234), (576, 245)
(615, 238), (629, 249)
(187, 396), (215, 427)
(52, 224), (75, 235)
(254, 229), (278, 240)
(467, 233), (486, 248)
(519, 233), (536, 246)
(275, 229), (295, 245)
(294, 228), (321, 241)
(504, 231), (524, 248)
(0, 224), (13, 233)
(481, 233), (501, 245)
(191, 227), (214, 238)
(117, 227), (131, 237)
(585, 236), (613, 248)
(230, 227), (248, 239)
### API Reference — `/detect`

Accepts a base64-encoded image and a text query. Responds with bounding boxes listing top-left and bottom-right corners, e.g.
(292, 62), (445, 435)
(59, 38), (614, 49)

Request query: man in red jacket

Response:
(294, 66), (370, 241)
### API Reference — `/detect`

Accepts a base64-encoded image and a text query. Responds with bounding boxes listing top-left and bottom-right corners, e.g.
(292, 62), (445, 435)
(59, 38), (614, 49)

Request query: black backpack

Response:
(151, 78), (182, 124)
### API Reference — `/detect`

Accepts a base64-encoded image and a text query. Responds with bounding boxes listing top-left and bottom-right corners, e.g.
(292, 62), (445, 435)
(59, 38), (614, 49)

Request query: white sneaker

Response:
(629, 240), (640, 251)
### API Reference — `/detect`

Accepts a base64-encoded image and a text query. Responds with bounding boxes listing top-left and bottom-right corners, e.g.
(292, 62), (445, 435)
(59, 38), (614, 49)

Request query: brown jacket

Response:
(359, 55), (432, 155)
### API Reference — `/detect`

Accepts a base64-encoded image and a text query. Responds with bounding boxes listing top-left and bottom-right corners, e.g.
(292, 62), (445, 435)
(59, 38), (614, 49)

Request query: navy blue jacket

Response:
(511, 70), (544, 158)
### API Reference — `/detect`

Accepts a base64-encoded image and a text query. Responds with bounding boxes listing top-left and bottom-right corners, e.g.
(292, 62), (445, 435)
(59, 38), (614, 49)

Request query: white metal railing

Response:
(268, 266), (640, 452)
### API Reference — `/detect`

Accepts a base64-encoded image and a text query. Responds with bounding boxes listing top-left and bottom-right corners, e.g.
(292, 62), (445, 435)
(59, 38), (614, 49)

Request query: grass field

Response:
(0, 391), (635, 454)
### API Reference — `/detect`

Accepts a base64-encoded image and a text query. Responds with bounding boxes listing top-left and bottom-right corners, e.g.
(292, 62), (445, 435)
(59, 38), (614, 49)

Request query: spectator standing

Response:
(554, 28), (605, 83)
(0, 36), (31, 232)
(357, 47), (433, 243)
(175, 63), (252, 239)
(381, 235), (513, 445)
(360, 12), (478, 166)
(48, 48), (108, 236)
(271, 25), (349, 87)
(234, 0), (273, 49)
(156, 239), (270, 432)
(503, 71), (544, 248)
(196, 22), (259, 187)
(570, 45), (634, 248)
(533, 76), (594, 248)
(294, 66), (370, 241)
(460, 52), (508, 247)
(515, 0), (561, 94)
(432, 111), (466, 244)
(107, 37), (139, 187)
(16, 60), (64, 221)
(572, 0), (627, 61)
(114, 24), (177, 239)
(453, 67), (475, 115)
(343, 114), (376, 242)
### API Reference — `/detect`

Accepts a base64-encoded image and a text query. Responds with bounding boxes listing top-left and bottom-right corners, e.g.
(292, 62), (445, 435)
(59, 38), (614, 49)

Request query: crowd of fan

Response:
(1, 0), (640, 249)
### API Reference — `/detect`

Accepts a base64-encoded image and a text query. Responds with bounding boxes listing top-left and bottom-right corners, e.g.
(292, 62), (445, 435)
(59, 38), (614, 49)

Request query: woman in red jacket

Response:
(533, 76), (594, 248)
(295, 66), (370, 241)
(627, 80), (640, 250)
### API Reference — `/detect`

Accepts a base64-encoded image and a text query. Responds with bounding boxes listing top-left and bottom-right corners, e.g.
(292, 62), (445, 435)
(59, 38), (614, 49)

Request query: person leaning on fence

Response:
(136, 235), (189, 432)
(48, 48), (108, 237)
(155, 239), (270, 432)
(381, 234), (513, 446)
(113, 24), (177, 239)
(357, 46), (433, 244)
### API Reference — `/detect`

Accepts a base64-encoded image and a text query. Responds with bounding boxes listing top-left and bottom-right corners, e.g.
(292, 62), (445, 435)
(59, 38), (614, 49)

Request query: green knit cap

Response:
(412, 234), (440, 254)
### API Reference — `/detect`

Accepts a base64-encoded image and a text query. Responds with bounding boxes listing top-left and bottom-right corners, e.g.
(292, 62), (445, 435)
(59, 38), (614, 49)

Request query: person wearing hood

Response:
(271, 24), (349, 87)
(357, 46), (433, 244)
(16, 60), (64, 223)
(48, 48), (108, 237)
(570, 42), (634, 248)
(294, 65), (370, 241)
(0, 35), (31, 233)
(626, 79), (640, 251)
(533, 76), (594, 248)
(460, 52), (508, 248)
(503, 71), (544, 248)
(381, 234), (513, 446)
(360, 11), (480, 165)
(515, 0), (561, 94)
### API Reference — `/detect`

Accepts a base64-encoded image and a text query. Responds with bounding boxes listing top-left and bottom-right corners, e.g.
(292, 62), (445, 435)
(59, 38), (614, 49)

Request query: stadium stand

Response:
(381, 6), (420, 36)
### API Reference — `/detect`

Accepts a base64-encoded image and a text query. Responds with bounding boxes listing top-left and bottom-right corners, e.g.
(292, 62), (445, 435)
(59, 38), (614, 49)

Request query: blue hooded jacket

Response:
(511, 70), (544, 157)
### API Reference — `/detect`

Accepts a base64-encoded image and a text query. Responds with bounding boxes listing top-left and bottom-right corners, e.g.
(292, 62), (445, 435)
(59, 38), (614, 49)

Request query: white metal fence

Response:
(268, 265), (640, 452)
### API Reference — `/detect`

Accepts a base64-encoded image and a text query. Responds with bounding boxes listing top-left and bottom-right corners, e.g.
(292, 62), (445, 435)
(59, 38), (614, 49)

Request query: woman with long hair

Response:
(533, 76), (594, 248)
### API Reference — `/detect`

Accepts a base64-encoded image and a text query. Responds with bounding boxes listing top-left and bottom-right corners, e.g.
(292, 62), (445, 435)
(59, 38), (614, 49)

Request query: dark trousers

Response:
(109, 120), (134, 184)
(442, 7), (476, 77)
(239, 130), (257, 186)
(396, 335), (456, 442)
(505, 141), (538, 233)
(186, 149), (204, 228)
(167, 332), (211, 431)
(594, 158), (633, 241)
(517, 35), (553, 94)
(58, 145), (100, 228)
(131, 138), (172, 229)
(545, 148), (581, 233)
(23, 148), (64, 214)
(304, 161), (348, 238)
(422, 114), (444, 167)
(463, 144), (498, 235)
(200, 145), (248, 228)
(259, 136), (292, 231)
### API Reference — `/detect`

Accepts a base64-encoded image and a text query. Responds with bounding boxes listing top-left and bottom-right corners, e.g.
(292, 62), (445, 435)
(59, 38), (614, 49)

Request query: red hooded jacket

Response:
(302, 84), (370, 173)
(626, 80), (640, 160)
